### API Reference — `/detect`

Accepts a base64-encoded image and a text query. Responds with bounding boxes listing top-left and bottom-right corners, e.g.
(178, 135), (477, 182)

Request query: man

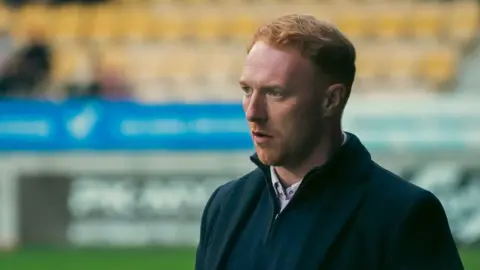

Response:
(195, 14), (463, 270)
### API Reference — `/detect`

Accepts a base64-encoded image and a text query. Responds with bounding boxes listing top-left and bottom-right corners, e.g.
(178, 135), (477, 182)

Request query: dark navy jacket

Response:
(195, 133), (464, 270)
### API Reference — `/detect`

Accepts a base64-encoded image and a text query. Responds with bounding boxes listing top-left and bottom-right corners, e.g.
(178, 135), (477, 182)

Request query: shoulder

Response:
(365, 164), (462, 269)
(364, 161), (444, 223)
(202, 168), (265, 219)
(369, 161), (432, 199)
(214, 168), (264, 201)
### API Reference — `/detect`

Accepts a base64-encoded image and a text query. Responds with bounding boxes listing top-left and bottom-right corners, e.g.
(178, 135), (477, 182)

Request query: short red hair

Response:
(248, 14), (356, 93)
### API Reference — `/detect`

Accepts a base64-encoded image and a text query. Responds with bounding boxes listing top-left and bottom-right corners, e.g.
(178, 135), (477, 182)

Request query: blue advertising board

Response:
(0, 100), (251, 151)
(0, 100), (478, 152)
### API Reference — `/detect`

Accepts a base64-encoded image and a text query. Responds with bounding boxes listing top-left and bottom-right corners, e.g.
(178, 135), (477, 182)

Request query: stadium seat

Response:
(156, 9), (191, 41)
(49, 6), (82, 42)
(118, 0), (152, 5)
(51, 45), (89, 82)
(355, 46), (382, 82)
(389, 48), (418, 81)
(127, 48), (163, 82)
(100, 45), (127, 71)
(418, 47), (457, 87)
(155, 53), (174, 81)
(3, 0), (475, 98)
(333, 9), (372, 40)
(374, 7), (408, 40)
(120, 9), (155, 42)
(9, 5), (51, 44)
(207, 51), (235, 82)
(194, 11), (230, 42)
(229, 13), (264, 42)
(447, 2), (479, 45)
(205, 49), (244, 85)
(86, 6), (121, 43)
(156, 49), (200, 83)
(0, 5), (11, 34)
(135, 82), (172, 103)
(409, 3), (446, 40)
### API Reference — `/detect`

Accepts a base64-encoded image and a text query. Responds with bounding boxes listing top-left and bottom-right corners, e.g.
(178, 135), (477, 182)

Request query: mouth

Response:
(252, 131), (273, 138)
(252, 131), (273, 143)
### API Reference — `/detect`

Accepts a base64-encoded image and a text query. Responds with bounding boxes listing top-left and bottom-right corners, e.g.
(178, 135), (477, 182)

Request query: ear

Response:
(322, 83), (346, 117)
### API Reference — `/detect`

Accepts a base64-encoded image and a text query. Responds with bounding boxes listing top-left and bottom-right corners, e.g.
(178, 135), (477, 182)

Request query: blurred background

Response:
(0, 0), (479, 269)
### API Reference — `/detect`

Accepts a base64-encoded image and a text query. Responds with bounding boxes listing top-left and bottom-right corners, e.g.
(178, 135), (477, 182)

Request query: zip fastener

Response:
(267, 203), (287, 240)
(267, 197), (281, 242)
(264, 168), (314, 241)
(266, 168), (323, 242)
(284, 168), (323, 208)
(267, 190), (296, 241)
(262, 168), (279, 240)
(267, 212), (279, 241)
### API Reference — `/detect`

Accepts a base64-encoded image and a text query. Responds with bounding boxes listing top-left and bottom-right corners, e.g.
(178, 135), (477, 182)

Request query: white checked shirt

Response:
(270, 132), (348, 213)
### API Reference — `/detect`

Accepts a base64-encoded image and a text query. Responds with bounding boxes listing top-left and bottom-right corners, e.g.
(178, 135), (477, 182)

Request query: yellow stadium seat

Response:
(418, 48), (457, 86)
(156, 10), (190, 41)
(100, 45), (127, 70)
(262, 4), (315, 18)
(30, 1), (468, 95)
(180, 0), (211, 4)
(121, 9), (155, 42)
(135, 82), (173, 104)
(154, 49), (206, 100)
(86, 6), (121, 43)
(156, 49), (199, 82)
(49, 6), (82, 42)
(333, 9), (372, 40)
(156, 53), (174, 80)
(148, 0), (172, 4)
(210, 48), (244, 81)
(409, 4), (446, 40)
(10, 5), (51, 44)
(206, 50), (238, 83)
(389, 48), (417, 81)
(127, 50), (163, 82)
(229, 13), (264, 42)
(447, 2), (479, 45)
(374, 8), (408, 40)
(0, 6), (12, 33)
(52, 46), (88, 82)
(118, 0), (152, 4)
(71, 6), (91, 41)
(355, 47), (382, 81)
(194, 11), (229, 42)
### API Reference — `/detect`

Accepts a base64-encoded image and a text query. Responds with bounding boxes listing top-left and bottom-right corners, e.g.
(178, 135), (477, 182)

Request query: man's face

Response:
(239, 41), (327, 167)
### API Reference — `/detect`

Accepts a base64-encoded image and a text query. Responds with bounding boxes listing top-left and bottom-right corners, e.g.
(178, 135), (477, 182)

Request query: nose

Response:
(244, 93), (267, 123)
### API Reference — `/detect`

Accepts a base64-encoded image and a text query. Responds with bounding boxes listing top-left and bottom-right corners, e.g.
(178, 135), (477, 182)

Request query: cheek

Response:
(242, 96), (249, 111)
(273, 109), (302, 142)
(283, 103), (317, 139)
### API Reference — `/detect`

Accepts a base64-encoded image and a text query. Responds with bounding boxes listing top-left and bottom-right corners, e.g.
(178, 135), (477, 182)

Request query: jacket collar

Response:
(249, 132), (371, 191)
(249, 132), (373, 269)
(208, 133), (373, 270)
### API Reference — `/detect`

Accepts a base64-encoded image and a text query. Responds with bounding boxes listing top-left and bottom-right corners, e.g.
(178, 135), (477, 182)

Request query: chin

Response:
(255, 148), (282, 166)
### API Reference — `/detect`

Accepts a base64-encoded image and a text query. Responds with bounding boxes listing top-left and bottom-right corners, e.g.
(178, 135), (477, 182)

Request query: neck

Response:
(274, 127), (344, 186)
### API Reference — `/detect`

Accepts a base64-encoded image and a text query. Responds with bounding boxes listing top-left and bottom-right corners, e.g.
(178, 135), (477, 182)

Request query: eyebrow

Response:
(238, 80), (286, 91)
(238, 79), (250, 87)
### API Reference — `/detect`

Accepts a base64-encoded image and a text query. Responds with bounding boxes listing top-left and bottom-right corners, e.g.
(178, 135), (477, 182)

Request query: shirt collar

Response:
(270, 132), (348, 199)
(270, 166), (302, 200)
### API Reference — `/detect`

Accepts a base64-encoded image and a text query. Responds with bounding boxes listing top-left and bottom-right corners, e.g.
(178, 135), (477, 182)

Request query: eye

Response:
(267, 88), (283, 97)
(241, 86), (252, 96)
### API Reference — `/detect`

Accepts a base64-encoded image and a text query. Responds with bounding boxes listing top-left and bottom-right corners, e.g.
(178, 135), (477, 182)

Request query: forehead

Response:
(240, 41), (315, 88)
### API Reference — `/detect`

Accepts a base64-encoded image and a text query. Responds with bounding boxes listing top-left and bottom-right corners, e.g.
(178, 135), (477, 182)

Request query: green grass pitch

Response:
(0, 247), (479, 270)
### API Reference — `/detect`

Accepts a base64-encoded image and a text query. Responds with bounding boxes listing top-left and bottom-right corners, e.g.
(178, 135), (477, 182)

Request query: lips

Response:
(252, 131), (273, 138)
(252, 131), (273, 144)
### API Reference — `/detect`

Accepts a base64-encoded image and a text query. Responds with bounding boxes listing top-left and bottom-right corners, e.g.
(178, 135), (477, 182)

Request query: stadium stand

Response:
(0, 0), (478, 101)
